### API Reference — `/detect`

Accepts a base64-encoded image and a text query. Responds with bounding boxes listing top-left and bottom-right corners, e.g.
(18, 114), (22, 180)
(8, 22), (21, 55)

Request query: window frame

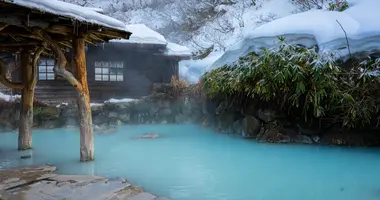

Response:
(38, 58), (56, 81)
(94, 61), (124, 82)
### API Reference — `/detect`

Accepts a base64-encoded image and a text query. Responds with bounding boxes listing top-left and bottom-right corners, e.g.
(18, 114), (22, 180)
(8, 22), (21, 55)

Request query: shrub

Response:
(292, 0), (349, 12)
(328, 0), (349, 11)
(170, 76), (189, 99)
(201, 38), (380, 128)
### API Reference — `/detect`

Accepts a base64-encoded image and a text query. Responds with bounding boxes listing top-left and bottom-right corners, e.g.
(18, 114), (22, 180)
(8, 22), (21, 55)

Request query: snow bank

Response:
(179, 52), (223, 83)
(0, 92), (20, 102)
(211, 0), (380, 68)
(165, 42), (192, 57)
(10, 0), (126, 31)
(104, 98), (138, 103)
(90, 103), (104, 107)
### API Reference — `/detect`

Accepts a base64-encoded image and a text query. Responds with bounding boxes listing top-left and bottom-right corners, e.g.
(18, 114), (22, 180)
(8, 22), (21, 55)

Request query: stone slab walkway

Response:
(0, 164), (170, 200)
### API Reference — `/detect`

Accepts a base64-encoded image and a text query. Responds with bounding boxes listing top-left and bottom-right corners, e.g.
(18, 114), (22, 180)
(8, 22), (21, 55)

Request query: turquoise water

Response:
(1, 124), (380, 200)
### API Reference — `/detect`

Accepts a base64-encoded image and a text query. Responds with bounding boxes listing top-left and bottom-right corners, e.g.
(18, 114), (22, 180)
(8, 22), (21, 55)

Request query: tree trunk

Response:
(18, 50), (34, 150)
(74, 37), (94, 162)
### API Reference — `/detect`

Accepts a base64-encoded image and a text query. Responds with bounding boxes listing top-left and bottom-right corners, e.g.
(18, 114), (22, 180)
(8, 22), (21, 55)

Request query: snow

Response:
(9, 0), (126, 31)
(0, 92), (20, 102)
(90, 103), (104, 107)
(110, 24), (167, 44)
(165, 42), (192, 57)
(110, 24), (192, 56)
(56, 102), (68, 108)
(86, 7), (104, 14)
(177, 0), (297, 82)
(211, 0), (380, 69)
(104, 98), (138, 103)
(179, 51), (223, 83)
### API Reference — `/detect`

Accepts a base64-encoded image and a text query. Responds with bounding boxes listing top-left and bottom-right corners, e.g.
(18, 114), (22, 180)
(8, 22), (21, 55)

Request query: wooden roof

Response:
(0, 0), (132, 54)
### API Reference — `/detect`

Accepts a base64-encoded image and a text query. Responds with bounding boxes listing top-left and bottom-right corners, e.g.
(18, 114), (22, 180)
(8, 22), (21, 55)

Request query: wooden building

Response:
(10, 24), (191, 104)
(0, 0), (130, 161)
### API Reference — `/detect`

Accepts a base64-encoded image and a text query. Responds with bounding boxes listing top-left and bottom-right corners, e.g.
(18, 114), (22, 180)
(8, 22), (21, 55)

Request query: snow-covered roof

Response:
(166, 42), (192, 57)
(110, 24), (192, 57)
(211, 0), (380, 69)
(110, 24), (167, 45)
(5, 0), (127, 31)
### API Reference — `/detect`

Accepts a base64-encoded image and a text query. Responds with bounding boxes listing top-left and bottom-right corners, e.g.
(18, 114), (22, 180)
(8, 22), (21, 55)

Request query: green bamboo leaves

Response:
(201, 40), (380, 128)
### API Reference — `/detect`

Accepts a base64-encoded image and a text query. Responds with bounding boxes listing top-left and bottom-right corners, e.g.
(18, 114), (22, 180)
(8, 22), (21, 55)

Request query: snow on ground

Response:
(0, 92), (20, 102)
(10, 0), (126, 31)
(211, 0), (380, 69)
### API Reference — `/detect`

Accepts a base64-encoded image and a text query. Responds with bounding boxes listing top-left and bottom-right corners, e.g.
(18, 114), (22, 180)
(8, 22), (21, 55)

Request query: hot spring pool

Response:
(1, 124), (380, 200)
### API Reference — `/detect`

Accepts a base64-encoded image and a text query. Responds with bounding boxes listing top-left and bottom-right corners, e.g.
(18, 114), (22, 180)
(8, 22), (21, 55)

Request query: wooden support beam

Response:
(0, 23), (8, 31)
(0, 15), (49, 29)
(40, 31), (82, 91)
(74, 36), (94, 162)
(18, 45), (44, 150)
(0, 41), (39, 47)
(18, 50), (33, 150)
(0, 58), (24, 89)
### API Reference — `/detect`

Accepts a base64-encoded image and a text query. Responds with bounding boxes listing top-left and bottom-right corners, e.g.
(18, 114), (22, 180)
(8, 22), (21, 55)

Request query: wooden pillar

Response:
(74, 37), (94, 162)
(18, 50), (34, 150)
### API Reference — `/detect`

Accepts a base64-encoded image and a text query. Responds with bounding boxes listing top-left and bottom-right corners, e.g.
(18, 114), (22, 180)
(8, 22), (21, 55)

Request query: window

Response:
(94, 61), (123, 81)
(39, 58), (55, 80)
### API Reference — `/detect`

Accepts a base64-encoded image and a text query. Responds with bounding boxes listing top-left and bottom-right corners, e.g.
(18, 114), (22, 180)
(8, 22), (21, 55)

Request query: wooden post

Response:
(18, 50), (34, 150)
(74, 37), (94, 162)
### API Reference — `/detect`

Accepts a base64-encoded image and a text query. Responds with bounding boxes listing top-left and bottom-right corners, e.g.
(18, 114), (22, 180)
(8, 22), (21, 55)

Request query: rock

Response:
(258, 109), (279, 123)
(294, 135), (314, 144)
(136, 132), (159, 139)
(40, 119), (59, 129)
(259, 127), (291, 143)
(119, 113), (131, 122)
(232, 120), (243, 135)
(116, 102), (134, 110)
(242, 116), (261, 138)
(174, 114), (186, 123)
(127, 192), (157, 200)
(241, 104), (257, 116)
(34, 107), (59, 120)
(20, 155), (31, 159)
(158, 108), (171, 116)
(296, 122), (320, 136)
(108, 112), (119, 118)
(91, 104), (104, 115)
(157, 197), (171, 200)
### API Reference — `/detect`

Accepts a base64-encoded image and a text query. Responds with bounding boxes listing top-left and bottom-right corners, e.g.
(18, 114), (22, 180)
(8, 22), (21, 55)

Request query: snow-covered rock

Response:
(211, 0), (380, 69)
(10, 0), (126, 31)
(0, 92), (20, 102)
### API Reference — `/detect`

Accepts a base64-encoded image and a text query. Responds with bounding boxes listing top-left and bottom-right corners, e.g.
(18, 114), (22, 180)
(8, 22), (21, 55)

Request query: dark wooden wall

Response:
(31, 43), (181, 104)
